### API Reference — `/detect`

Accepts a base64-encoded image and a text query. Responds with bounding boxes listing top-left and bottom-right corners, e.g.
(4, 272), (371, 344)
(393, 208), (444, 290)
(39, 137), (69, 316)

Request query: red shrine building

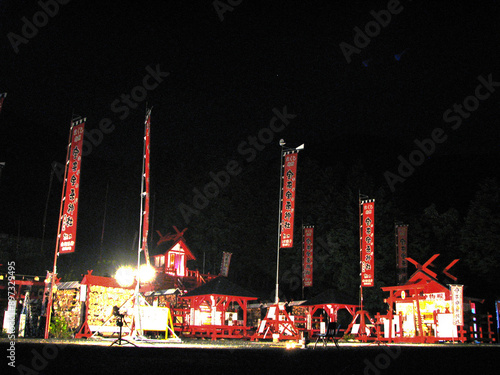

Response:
(377, 254), (495, 343)
(150, 227), (216, 291)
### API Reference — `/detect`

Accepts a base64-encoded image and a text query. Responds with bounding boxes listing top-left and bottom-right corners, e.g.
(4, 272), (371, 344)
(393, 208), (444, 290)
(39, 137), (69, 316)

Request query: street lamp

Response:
(274, 139), (304, 304)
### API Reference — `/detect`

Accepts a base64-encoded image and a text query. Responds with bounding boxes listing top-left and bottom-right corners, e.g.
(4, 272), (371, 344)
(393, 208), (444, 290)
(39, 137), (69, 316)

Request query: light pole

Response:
(274, 139), (304, 304)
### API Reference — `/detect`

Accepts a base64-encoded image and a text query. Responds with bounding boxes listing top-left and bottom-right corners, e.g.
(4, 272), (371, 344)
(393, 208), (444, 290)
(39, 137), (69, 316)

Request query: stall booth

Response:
(178, 276), (258, 340)
(1, 275), (45, 337)
(302, 289), (359, 338)
(53, 281), (82, 333)
(377, 255), (471, 343)
(75, 271), (136, 338)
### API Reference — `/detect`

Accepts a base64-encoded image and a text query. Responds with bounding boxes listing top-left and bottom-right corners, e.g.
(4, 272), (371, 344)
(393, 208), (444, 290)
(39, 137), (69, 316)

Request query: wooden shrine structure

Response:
(150, 227), (217, 291)
(302, 288), (359, 338)
(177, 276), (258, 340)
(373, 254), (495, 343)
(75, 271), (136, 338)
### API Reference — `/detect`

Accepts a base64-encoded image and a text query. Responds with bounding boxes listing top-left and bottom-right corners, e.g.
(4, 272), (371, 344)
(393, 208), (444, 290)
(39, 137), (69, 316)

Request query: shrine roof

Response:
(80, 271), (135, 289)
(181, 276), (258, 299)
(150, 237), (196, 261)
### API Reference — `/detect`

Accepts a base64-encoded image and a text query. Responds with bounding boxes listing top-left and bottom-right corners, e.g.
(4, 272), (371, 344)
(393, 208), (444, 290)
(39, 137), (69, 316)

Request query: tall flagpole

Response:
(274, 140), (303, 304)
(41, 165), (55, 255)
(351, 192), (374, 340)
(359, 192), (364, 317)
(301, 224), (304, 301)
(99, 181), (109, 261)
(274, 140), (286, 304)
(134, 107), (152, 338)
(44, 115), (84, 339)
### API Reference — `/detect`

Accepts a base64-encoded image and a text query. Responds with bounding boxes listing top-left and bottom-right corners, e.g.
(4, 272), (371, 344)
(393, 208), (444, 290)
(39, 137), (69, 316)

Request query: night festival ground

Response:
(1, 338), (498, 375)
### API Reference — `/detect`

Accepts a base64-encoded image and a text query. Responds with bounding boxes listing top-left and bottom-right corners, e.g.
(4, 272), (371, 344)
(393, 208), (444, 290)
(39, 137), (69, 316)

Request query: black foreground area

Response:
(2, 341), (498, 375)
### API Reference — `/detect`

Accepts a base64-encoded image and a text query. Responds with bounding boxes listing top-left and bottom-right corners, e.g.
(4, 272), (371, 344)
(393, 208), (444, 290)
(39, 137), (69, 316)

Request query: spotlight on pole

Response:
(139, 264), (156, 283)
(115, 266), (135, 288)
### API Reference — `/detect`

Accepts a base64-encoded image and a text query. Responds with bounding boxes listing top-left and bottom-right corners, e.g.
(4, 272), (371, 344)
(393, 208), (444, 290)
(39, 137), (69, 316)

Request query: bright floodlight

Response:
(115, 266), (135, 287)
(139, 264), (156, 283)
(295, 144), (305, 150)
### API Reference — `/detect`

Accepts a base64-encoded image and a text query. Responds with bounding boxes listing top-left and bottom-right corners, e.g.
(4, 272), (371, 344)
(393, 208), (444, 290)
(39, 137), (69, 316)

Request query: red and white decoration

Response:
(302, 225), (314, 287)
(396, 224), (408, 285)
(59, 119), (85, 254)
(450, 284), (464, 326)
(280, 151), (298, 248)
(361, 200), (375, 287)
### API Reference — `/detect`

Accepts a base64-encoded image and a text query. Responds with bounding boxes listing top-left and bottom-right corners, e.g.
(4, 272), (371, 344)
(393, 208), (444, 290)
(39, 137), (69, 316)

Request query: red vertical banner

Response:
(396, 224), (408, 285)
(302, 226), (314, 287)
(59, 119), (85, 254)
(361, 200), (375, 287)
(141, 109), (151, 263)
(220, 251), (232, 277)
(450, 284), (464, 326)
(280, 151), (298, 248)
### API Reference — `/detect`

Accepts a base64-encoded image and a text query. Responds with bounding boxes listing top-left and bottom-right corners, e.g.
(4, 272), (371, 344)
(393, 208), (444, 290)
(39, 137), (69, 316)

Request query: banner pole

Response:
(301, 224), (304, 300)
(134, 107), (152, 338)
(274, 145), (285, 304)
(44, 118), (74, 339)
(359, 196), (364, 330)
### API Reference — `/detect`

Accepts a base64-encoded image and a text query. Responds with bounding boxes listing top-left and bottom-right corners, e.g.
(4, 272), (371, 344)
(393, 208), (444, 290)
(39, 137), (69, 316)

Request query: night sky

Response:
(1, 1), (499, 281)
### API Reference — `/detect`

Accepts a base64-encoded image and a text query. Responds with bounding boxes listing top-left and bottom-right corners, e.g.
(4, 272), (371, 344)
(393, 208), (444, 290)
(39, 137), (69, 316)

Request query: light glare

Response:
(139, 264), (156, 283)
(115, 266), (135, 287)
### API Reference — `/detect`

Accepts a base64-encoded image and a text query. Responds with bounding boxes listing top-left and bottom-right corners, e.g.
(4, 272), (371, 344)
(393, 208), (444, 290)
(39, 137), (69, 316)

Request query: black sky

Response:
(1, 1), (499, 274)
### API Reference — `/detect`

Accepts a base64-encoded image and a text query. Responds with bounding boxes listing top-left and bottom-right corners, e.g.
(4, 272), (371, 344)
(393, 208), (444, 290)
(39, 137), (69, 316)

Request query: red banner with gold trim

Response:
(361, 200), (375, 287)
(280, 151), (298, 248)
(59, 119), (85, 254)
(302, 226), (314, 287)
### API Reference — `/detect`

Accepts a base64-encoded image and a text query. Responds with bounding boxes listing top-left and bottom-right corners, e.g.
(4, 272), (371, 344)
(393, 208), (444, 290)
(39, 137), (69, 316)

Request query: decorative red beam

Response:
(442, 259), (459, 281)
